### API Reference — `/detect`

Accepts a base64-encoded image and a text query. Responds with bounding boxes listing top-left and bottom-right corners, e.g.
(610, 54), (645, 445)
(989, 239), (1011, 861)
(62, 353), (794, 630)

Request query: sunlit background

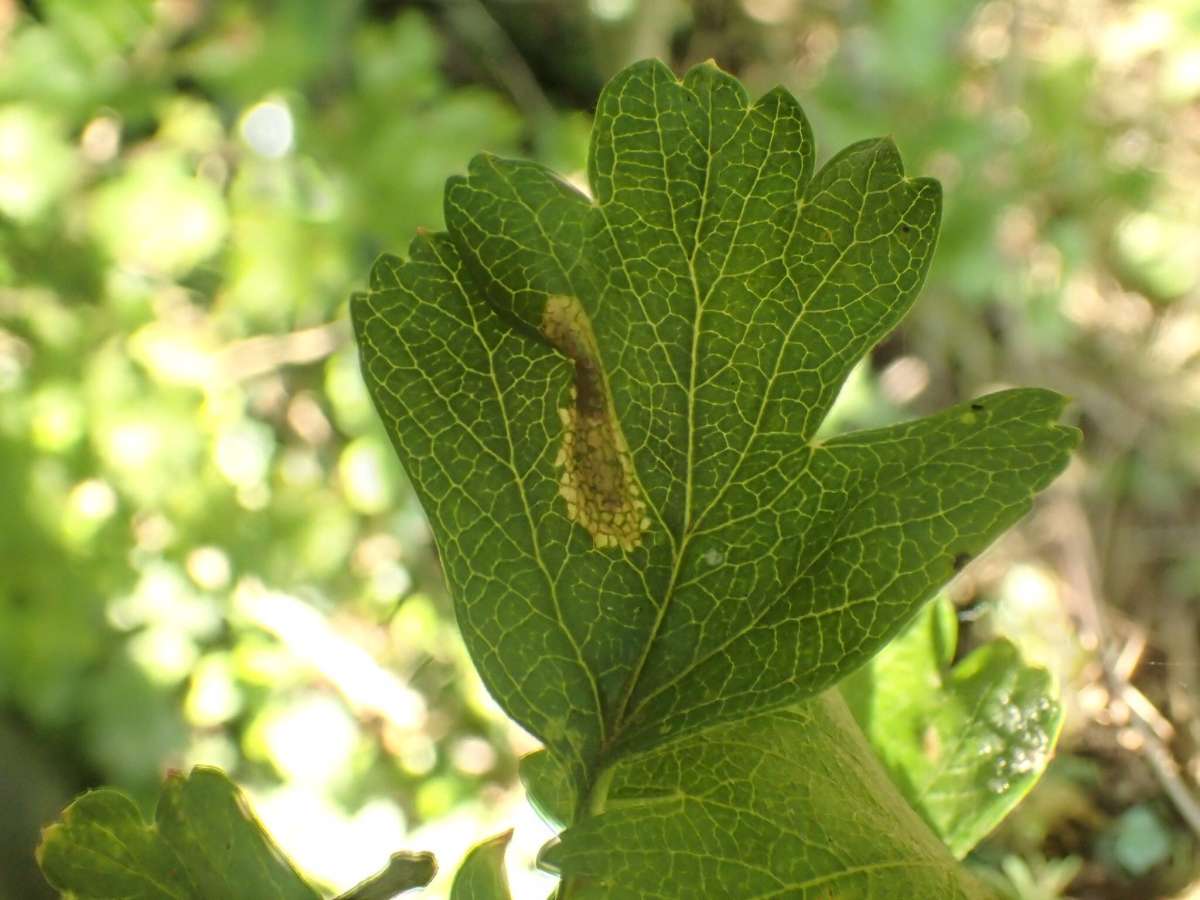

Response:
(1, 1), (1198, 897)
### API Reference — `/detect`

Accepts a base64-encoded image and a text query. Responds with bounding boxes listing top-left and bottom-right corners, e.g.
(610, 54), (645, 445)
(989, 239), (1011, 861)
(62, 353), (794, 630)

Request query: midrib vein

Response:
(605, 74), (713, 744)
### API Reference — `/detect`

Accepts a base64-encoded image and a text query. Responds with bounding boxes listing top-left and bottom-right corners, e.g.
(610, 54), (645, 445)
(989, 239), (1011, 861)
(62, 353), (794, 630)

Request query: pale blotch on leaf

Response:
(541, 295), (648, 552)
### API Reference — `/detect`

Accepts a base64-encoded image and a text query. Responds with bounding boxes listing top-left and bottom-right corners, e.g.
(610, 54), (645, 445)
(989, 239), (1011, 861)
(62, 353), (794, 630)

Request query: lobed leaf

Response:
(354, 57), (1076, 781)
(842, 596), (1064, 858)
(37, 766), (321, 900)
(353, 57), (1077, 898)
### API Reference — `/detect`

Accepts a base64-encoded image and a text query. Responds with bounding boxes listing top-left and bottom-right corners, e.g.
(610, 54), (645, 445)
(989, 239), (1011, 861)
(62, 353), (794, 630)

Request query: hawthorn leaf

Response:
(37, 766), (321, 899)
(449, 832), (513, 900)
(842, 596), (1063, 858)
(354, 53), (1075, 811)
(334, 851), (437, 899)
(541, 691), (997, 899)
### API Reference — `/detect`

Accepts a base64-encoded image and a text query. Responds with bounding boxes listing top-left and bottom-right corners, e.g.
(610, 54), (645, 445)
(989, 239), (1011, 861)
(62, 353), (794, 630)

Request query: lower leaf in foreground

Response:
(842, 596), (1063, 858)
(38, 766), (319, 899)
(334, 850), (437, 899)
(541, 692), (997, 899)
(37, 765), (434, 900)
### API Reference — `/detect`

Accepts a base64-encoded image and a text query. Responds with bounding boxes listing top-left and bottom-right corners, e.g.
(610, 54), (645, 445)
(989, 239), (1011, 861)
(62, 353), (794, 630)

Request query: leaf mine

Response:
(541, 294), (649, 552)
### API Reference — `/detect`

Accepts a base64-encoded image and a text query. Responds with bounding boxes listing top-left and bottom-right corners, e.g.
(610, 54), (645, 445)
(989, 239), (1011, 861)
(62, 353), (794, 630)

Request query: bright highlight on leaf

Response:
(842, 596), (1064, 858)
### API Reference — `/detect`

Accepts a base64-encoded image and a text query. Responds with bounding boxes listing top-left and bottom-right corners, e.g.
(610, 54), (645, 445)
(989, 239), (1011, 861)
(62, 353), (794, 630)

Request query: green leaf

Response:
(334, 851), (437, 900)
(1109, 806), (1172, 876)
(449, 832), (513, 900)
(37, 766), (321, 899)
(541, 691), (996, 899)
(842, 597), (1064, 859)
(353, 57), (1076, 896)
(354, 59), (1076, 782)
(520, 750), (577, 828)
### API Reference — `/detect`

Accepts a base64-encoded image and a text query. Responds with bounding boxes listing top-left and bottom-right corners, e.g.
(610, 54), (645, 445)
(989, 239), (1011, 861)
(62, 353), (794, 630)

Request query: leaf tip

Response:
(33, 823), (58, 868)
(534, 838), (562, 876)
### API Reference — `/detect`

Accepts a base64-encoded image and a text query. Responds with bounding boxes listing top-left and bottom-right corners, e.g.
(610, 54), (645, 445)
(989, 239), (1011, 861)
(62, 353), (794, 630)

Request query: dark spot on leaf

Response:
(953, 552), (972, 572)
(970, 402), (983, 411)
(901, 224), (911, 233)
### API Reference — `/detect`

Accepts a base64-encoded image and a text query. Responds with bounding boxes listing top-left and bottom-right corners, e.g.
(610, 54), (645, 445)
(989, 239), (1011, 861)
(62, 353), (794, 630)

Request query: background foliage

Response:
(1, 1), (1197, 897)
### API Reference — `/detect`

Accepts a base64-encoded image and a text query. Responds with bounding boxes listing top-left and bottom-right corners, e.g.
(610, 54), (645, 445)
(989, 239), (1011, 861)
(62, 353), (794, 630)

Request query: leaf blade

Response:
(354, 236), (612, 780)
(37, 767), (321, 900)
(357, 57), (1076, 823)
(38, 789), (188, 900)
(616, 389), (1076, 749)
(843, 597), (1064, 858)
(543, 692), (998, 899)
(449, 832), (514, 900)
(520, 750), (577, 829)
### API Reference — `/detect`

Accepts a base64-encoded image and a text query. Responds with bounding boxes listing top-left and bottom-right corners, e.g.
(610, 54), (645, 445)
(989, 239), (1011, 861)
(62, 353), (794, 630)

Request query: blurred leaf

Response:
(81, 657), (189, 789)
(0, 105), (76, 221)
(1114, 211), (1200, 302)
(322, 13), (523, 243)
(89, 152), (227, 276)
(181, 0), (356, 102)
(1109, 806), (1172, 877)
(37, 766), (321, 899)
(334, 850), (437, 900)
(0, 1), (158, 118)
(971, 853), (1082, 900)
(842, 596), (1064, 858)
(449, 832), (512, 900)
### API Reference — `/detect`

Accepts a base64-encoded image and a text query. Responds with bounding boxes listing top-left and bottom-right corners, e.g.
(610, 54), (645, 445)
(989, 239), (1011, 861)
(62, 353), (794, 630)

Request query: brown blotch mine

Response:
(541, 295), (649, 552)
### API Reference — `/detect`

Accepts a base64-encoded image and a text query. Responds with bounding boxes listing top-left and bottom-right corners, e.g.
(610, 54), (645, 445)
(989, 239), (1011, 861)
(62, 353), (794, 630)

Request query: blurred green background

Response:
(1, 0), (1198, 897)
